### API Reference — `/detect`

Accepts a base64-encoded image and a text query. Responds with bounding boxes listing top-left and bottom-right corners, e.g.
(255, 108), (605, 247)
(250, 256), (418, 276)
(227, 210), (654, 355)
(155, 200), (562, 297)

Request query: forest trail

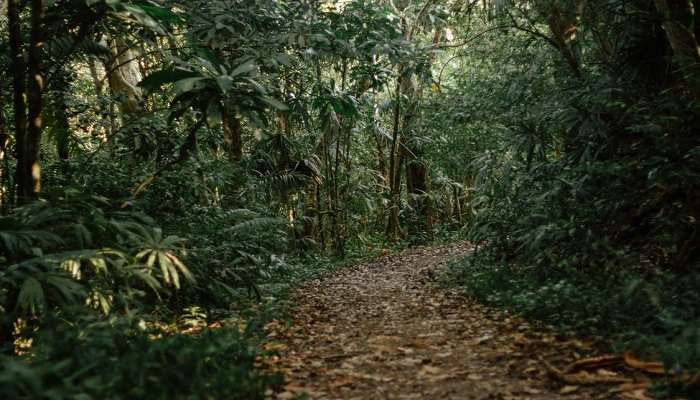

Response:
(266, 244), (622, 400)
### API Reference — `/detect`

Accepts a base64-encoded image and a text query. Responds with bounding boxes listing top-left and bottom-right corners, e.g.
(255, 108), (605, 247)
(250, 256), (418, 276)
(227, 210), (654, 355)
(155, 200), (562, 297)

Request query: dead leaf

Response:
(547, 363), (633, 385)
(566, 355), (622, 373)
(275, 391), (297, 400)
(596, 369), (619, 377)
(420, 365), (442, 375)
(623, 352), (666, 375)
(613, 382), (651, 393)
(619, 389), (655, 400)
(559, 385), (579, 394)
(329, 376), (354, 389)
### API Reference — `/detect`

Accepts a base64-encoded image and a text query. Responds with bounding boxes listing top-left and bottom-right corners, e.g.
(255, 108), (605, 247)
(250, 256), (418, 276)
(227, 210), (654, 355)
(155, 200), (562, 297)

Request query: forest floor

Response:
(265, 244), (657, 400)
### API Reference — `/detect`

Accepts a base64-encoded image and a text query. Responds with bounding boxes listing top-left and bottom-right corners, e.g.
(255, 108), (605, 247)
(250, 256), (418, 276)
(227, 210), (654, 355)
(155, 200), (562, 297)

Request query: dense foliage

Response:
(0, 0), (698, 398)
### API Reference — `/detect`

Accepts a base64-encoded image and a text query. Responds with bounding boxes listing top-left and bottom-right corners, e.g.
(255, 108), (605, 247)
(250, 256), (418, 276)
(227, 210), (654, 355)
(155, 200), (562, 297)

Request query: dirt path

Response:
(266, 244), (635, 400)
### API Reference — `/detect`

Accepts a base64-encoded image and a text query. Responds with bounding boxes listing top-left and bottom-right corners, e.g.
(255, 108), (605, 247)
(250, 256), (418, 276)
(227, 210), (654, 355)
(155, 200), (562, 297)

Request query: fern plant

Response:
(0, 192), (195, 346)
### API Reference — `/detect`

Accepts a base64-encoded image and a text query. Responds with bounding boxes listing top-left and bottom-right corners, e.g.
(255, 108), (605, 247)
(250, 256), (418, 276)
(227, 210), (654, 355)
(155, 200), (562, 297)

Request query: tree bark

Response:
(546, 6), (582, 79)
(222, 109), (243, 162)
(403, 29), (441, 236)
(0, 109), (9, 213)
(88, 59), (104, 96)
(106, 37), (143, 115)
(452, 185), (462, 224)
(654, 0), (700, 97)
(386, 73), (403, 240)
(8, 0), (28, 202)
(23, 0), (45, 199)
(51, 75), (71, 165)
(374, 103), (387, 228)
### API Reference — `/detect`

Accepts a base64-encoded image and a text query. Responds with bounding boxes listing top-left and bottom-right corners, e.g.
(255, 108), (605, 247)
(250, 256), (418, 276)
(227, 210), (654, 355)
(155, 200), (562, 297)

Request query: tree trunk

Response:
(0, 43), (9, 211)
(50, 71), (71, 166)
(331, 119), (344, 257)
(302, 180), (319, 245)
(106, 37), (143, 115)
(8, 0), (28, 202)
(695, 0), (700, 43)
(405, 150), (431, 234)
(547, 6), (582, 79)
(386, 74), (403, 240)
(89, 60), (104, 96)
(316, 183), (325, 250)
(453, 185), (462, 224)
(654, 0), (700, 97)
(374, 104), (387, 228)
(0, 115), (9, 213)
(22, 0), (45, 199)
(222, 109), (243, 162)
(403, 29), (441, 236)
(402, 76), (431, 235)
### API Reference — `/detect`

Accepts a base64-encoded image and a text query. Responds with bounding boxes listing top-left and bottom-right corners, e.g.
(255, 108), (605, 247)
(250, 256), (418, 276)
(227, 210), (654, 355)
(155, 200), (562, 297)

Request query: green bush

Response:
(449, 253), (700, 386)
(0, 316), (280, 400)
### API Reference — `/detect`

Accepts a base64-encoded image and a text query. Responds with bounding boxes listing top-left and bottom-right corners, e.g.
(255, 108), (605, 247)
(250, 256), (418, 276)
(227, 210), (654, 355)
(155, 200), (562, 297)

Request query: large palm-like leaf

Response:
(139, 56), (288, 125)
(130, 227), (194, 289)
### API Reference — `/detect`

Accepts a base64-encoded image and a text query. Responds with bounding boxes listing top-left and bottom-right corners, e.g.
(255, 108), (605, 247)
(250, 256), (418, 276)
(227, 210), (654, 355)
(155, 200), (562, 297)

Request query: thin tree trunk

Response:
(8, 0), (28, 202)
(222, 109), (243, 162)
(51, 70), (71, 167)
(0, 52), (9, 211)
(453, 185), (462, 224)
(0, 111), (8, 213)
(547, 6), (583, 79)
(695, 0), (700, 43)
(23, 0), (45, 199)
(374, 101), (387, 228)
(654, 0), (700, 97)
(316, 183), (325, 251)
(332, 127), (343, 256)
(302, 180), (319, 244)
(386, 74), (403, 240)
(88, 59), (104, 96)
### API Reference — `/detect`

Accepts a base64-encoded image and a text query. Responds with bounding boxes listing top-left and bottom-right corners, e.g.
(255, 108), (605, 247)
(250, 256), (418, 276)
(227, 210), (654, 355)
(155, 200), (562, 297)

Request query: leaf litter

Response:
(263, 244), (670, 400)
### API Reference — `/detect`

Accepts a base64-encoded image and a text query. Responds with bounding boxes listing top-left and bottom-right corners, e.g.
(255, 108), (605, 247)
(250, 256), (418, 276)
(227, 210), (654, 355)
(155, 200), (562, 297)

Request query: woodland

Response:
(0, 0), (699, 399)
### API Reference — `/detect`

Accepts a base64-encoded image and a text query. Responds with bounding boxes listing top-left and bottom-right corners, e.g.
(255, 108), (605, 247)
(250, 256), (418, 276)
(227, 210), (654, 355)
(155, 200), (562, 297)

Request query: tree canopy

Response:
(0, 0), (699, 398)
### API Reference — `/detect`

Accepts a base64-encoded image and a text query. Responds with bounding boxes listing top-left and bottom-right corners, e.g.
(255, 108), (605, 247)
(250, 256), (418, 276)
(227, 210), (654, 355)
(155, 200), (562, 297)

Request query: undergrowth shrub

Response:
(0, 315), (279, 400)
(0, 191), (195, 346)
(449, 253), (700, 397)
(173, 206), (290, 308)
(448, 15), (700, 395)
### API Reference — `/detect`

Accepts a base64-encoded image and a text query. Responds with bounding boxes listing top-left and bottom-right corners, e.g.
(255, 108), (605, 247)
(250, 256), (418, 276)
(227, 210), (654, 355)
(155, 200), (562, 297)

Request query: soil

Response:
(265, 244), (655, 400)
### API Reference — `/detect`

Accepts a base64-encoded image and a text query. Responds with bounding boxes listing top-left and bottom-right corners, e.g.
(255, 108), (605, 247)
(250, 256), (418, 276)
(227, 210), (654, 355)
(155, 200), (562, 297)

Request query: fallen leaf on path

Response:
(566, 355), (622, 373)
(329, 376), (355, 389)
(268, 244), (637, 399)
(613, 381), (651, 393)
(619, 389), (655, 400)
(547, 363), (633, 385)
(623, 352), (666, 375)
(419, 365), (442, 375)
(559, 385), (579, 394)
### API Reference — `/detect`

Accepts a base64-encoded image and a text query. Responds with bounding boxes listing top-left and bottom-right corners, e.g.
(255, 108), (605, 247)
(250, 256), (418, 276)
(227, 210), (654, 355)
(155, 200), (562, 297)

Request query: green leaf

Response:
(206, 99), (223, 126)
(139, 69), (199, 91)
(45, 274), (84, 304)
(230, 60), (257, 78)
(259, 96), (288, 111)
(137, 3), (183, 24)
(17, 277), (45, 314)
(171, 77), (207, 95)
(216, 75), (234, 93)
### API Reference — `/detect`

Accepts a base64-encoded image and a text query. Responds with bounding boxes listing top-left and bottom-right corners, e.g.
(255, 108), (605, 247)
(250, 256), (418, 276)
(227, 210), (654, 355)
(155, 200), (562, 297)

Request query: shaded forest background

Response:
(0, 0), (699, 398)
